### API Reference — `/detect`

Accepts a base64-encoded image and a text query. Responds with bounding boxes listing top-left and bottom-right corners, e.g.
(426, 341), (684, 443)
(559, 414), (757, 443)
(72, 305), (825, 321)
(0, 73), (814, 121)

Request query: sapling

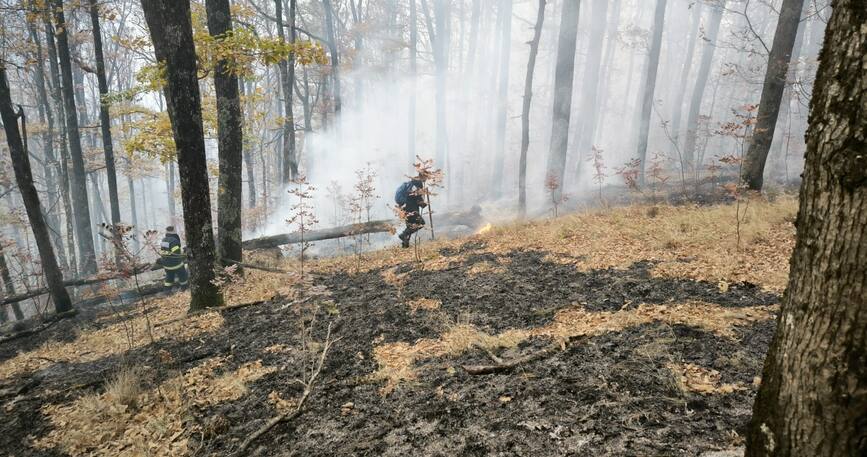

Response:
(588, 145), (607, 203)
(544, 173), (567, 217)
(648, 152), (669, 204)
(615, 158), (642, 195)
(353, 163), (379, 245)
(715, 104), (758, 250)
(348, 195), (364, 270)
(412, 156), (444, 240)
(286, 176), (318, 275)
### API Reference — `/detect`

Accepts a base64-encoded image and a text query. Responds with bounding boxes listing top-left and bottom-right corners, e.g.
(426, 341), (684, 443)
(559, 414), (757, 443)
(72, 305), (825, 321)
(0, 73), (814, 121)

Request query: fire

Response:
(476, 223), (493, 235)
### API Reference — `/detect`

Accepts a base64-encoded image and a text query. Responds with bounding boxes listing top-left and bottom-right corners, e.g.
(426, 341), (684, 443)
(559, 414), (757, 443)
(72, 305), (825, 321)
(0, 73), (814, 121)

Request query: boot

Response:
(399, 232), (411, 248)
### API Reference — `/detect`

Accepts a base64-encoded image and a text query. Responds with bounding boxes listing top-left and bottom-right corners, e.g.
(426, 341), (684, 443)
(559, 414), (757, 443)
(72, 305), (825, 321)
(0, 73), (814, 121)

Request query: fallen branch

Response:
(233, 322), (335, 456)
(0, 265), (156, 307)
(0, 309), (78, 345)
(462, 337), (584, 375)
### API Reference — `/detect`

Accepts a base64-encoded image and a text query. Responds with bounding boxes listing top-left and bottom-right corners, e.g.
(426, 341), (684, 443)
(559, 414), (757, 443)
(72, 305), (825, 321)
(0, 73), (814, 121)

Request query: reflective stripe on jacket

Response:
(159, 235), (185, 270)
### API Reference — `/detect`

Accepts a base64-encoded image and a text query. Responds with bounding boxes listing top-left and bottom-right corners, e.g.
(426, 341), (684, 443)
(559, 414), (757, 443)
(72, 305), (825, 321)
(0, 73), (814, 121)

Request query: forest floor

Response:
(0, 197), (797, 456)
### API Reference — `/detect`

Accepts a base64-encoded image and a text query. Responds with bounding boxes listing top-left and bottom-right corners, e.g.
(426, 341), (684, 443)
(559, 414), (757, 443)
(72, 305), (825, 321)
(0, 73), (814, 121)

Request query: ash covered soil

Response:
(1, 239), (780, 456)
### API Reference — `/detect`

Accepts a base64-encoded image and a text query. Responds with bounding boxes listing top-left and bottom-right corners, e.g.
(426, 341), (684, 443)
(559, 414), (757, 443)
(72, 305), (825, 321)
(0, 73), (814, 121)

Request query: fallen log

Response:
(242, 206), (483, 250)
(462, 336), (585, 375)
(0, 264), (156, 308)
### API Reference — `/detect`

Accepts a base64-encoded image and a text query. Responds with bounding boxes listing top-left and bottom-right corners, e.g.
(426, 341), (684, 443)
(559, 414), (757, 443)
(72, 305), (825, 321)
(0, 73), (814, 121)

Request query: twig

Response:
(233, 322), (335, 456)
(463, 337), (584, 375)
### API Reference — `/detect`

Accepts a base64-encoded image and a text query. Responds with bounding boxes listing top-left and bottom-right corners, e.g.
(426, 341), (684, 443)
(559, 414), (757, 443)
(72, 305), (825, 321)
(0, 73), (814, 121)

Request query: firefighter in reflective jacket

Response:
(159, 226), (188, 289)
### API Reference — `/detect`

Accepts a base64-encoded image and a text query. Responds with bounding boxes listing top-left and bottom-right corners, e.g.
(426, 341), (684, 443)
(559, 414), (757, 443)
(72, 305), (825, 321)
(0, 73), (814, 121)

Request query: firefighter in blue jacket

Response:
(395, 178), (427, 248)
(159, 226), (188, 289)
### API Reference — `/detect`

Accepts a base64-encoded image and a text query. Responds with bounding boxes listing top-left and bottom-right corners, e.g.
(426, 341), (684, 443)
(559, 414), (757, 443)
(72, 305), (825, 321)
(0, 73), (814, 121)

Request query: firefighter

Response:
(394, 178), (427, 248)
(158, 226), (188, 289)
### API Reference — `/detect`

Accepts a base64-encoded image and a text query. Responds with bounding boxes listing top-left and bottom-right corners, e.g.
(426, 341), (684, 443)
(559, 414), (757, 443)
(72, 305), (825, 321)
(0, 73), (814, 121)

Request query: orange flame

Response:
(476, 223), (493, 235)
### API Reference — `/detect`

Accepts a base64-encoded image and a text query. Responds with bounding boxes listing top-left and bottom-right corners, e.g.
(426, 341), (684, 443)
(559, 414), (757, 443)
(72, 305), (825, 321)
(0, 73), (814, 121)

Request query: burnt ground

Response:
(0, 242), (779, 456)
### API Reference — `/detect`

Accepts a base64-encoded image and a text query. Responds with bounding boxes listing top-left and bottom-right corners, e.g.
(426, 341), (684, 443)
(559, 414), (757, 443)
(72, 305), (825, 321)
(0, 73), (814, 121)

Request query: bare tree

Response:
(0, 67), (72, 314)
(740, 0), (805, 191)
(519, 0), (546, 216)
(635, 0), (667, 184)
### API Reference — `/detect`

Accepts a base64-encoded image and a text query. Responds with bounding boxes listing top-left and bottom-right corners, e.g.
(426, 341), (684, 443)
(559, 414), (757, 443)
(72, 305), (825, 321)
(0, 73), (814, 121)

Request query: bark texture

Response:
(52, 0), (98, 275)
(745, 2), (867, 455)
(140, 0), (224, 311)
(545, 0), (580, 204)
(206, 0), (244, 269)
(0, 68), (72, 314)
(740, 0), (805, 191)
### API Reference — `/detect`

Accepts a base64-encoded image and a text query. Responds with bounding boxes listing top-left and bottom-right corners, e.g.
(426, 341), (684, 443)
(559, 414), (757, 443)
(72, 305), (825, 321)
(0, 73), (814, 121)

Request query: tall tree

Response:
(0, 68), (72, 314)
(140, 0), (224, 311)
(669, 0), (702, 144)
(432, 0), (450, 168)
(683, 0), (725, 175)
(275, 0), (298, 182)
(51, 0), (98, 275)
(322, 0), (341, 115)
(42, 12), (78, 278)
(545, 0), (581, 204)
(518, 0), (546, 216)
(635, 0), (667, 184)
(407, 0), (418, 165)
(739, 0), (806, 191)
(573, 0), (609, 178)
(491, 0), (512, 197)
(206, 0), (244, 270)
(89, 0), (123, 259)
(745, 1), (867, 455)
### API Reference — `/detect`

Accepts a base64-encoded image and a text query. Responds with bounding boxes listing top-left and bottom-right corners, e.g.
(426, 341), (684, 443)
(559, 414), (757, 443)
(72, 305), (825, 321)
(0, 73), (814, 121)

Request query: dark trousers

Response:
(164, 265), (189, 288)
(400, 209), (426, 239)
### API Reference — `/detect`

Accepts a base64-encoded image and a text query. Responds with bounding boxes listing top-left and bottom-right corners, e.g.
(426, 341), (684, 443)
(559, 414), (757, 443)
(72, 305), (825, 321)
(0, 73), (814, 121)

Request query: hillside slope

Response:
(0, 199), (796, 456)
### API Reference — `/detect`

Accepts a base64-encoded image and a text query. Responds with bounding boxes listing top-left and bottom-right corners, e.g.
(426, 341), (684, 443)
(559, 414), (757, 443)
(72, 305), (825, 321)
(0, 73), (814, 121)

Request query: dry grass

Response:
(315, 198), (796, 292)
(0, 270), (297, 381)
(36, 357), (276, 456)
(406, 298), (442, 312)
(667, 362), (747, 395)
(371, 301), (776, 392)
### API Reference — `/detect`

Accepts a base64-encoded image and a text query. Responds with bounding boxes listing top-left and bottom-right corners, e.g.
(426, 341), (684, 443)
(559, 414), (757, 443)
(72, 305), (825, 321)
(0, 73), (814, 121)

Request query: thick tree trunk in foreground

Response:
(545, 0), (581, 204)
(745, 2), (867, 455)
(141, 0), (224, 311)
(206, 0), (244, 270)
(52, 0), (97, 275)
(519, 0), (546, 217)
(740, 0), (805, 191)
(0, 68), (72, 314)
(683, 1), (724, 175)
(635, 0), (667, 184)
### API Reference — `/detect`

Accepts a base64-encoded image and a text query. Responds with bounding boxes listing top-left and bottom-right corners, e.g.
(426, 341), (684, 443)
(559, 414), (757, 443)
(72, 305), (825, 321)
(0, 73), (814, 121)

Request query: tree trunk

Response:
(545, 0), (581, 204)
(322, 0), (341, 115)
(140, 0), (224, 311)
(0, 68), (73, 314)
(275, 0), (298, 183)
(740, 0), (805, 191)
(635, 0), (667, 184)
(240, 80), (257, 209)
(52, 0), (98, 275)
(491, 0), (512, 197)
(408, 0), (418, 165)
(167, 161), (176, 222)
(206, 0), (244, 270)
(519, 0), (546, 217)
(745, 3), (867, 455)
(573, 0), (609, 169)
(433, 0), (450, 168)
(27, 19), (68, 271)
(683, 1), (724, 176)
(591, 0), (621, 146)
(42, 13), (78, 279)
(127, 174), (140, 253)
(669, 0), (701, 145)
(89, 0), (122, 242)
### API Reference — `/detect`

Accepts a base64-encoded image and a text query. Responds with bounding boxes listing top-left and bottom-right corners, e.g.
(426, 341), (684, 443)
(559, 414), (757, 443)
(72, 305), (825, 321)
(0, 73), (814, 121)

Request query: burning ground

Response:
(0, 198), (796, 456)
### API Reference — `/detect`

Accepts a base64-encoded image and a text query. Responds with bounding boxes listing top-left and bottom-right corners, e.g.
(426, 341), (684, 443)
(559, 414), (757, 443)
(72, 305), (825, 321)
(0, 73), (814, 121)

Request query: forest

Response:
(0, 0), (864, 455)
